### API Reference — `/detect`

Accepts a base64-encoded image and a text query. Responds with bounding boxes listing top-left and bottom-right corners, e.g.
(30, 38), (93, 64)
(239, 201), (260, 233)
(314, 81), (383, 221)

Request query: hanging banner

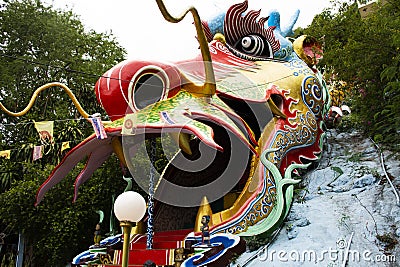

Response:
(32, 145), (43, 161)
(90, 117), (107, 140)
(34, 121), (54, 143)
(61, 141), (70, 152)
(0, 150), (11, 159)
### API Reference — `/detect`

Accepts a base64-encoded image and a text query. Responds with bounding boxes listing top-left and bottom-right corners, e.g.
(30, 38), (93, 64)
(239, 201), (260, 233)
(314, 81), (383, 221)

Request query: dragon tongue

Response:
(121, 91), (257, 155)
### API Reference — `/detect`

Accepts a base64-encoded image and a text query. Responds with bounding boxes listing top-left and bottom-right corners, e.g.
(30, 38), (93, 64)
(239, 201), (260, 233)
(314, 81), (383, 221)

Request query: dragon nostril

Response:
(270, 94), (284, 111)
(133, 73), (165, 110)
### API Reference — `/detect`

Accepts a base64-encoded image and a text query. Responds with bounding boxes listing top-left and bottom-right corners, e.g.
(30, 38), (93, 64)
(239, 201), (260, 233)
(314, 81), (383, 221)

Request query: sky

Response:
(46, 0), (335, 61)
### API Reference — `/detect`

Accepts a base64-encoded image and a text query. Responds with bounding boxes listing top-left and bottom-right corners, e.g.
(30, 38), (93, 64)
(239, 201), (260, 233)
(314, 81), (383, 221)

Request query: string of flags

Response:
(0, 114), (107, 161)
(0, 141), (71, 161)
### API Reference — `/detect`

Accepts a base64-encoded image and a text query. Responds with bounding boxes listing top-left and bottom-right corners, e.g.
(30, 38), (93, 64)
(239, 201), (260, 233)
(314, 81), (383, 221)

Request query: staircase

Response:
(107, 229), (193, 267)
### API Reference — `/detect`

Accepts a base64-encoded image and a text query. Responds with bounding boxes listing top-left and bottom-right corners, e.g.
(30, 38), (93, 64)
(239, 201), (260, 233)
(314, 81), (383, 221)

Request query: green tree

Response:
(0, 160), (127, 266)
(0, 0), (128, 265)
(0, 0), (126, 188)
(299, 0), (400, 153)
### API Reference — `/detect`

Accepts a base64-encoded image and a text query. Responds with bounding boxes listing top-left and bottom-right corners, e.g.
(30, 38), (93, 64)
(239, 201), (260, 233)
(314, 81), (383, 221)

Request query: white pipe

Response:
(371, 139), (400, 206)
(15, 233), (24, 267)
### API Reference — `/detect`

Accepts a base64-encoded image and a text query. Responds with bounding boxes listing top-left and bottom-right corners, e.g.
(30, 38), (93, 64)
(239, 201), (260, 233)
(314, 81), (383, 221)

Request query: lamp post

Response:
(114, 191), (146, 267)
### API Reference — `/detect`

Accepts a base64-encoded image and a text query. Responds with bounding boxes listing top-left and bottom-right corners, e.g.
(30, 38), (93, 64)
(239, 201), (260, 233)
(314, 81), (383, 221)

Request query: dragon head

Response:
(31, 0), (330, 237)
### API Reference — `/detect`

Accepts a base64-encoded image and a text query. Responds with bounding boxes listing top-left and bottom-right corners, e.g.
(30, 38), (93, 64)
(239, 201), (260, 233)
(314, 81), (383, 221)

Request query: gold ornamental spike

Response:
(267, 98), (287, 119)
(155, 0), (216, 96)
(194, 196), (213, 232)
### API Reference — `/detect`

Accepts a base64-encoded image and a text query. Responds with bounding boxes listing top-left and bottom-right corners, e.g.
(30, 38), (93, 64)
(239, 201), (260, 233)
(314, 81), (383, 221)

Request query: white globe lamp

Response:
(113, 191), (146, 267)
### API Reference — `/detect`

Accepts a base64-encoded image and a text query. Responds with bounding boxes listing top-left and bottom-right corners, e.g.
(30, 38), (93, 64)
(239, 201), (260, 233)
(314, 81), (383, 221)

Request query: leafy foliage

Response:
(331, 166), (344, 178)
(0, 159), (127, 266)
(244, 235), (270, 252)
(298, 0), (400, 154)
(0, 0), (128, 265)
(0, 0), (126, 150)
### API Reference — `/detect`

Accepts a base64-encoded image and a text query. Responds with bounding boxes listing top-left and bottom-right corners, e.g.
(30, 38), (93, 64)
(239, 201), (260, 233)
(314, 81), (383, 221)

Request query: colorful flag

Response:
(0, 150), (10, 159)
(34, 121), (54, 143)
(61, 141), (70, 152)
(90, 117), (107, 139)
(33, 145), (43, 161)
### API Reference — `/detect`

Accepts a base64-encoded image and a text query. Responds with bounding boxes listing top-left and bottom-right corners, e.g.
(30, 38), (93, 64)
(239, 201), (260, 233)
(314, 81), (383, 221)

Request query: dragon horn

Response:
(0, 82), (90, 120)
(155, 0), (216, 96)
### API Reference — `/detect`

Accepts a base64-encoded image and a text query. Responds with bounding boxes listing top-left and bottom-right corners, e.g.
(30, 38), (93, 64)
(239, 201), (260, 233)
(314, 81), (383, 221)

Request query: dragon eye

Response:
(234, 34), (273, 58)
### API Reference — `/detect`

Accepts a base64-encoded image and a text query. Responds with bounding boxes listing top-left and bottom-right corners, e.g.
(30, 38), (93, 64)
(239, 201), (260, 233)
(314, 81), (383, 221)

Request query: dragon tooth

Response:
(169, 132), (192, 155)
(111, 137), (127, 167)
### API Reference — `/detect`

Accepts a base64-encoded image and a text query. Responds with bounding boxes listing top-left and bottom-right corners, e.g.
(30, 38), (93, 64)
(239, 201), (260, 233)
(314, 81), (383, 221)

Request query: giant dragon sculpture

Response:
(0, 0), (330, 265)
